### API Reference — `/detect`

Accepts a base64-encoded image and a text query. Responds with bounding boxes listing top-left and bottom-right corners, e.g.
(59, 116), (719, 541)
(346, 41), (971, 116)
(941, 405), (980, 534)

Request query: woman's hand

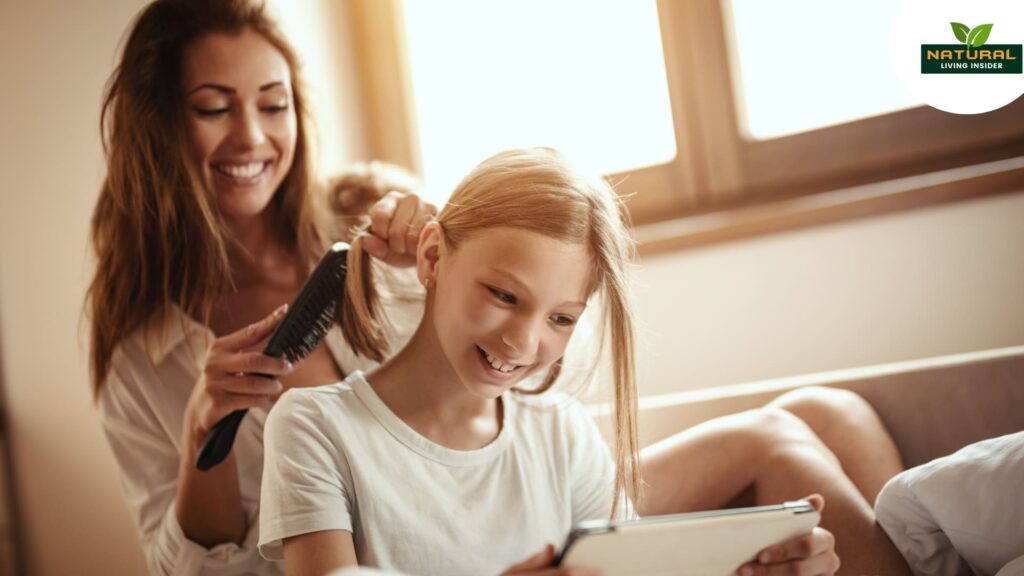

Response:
(500, 543), (601, 576)
(361, 190), (437, 268)
(735, 494), (840, 576)
(182, 304), (295, 453)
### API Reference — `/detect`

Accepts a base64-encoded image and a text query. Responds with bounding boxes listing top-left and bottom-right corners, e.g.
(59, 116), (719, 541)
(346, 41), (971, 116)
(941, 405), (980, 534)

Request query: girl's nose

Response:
(500, 315), (540, 359)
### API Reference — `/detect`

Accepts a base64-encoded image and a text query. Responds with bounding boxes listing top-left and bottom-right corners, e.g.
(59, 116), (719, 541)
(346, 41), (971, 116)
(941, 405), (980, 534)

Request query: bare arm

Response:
(283, 530), (358, 576)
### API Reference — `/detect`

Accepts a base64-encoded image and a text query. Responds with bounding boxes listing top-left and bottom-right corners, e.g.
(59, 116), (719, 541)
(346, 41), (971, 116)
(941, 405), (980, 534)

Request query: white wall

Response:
(0, 2), (1022, 576)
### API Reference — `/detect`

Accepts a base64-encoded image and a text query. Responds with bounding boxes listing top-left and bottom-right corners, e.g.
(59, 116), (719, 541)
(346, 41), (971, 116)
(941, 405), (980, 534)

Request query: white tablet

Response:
(556, 500), (820, 576)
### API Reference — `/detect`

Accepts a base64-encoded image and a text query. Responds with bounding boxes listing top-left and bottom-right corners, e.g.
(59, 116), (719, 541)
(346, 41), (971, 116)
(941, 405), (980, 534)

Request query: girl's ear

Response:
(417, 221), (444, 288)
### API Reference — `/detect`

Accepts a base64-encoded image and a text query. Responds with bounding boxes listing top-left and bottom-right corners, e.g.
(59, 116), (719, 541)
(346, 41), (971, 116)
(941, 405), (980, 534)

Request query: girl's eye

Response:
(488, 287), (516, 305)
(261, 103), (289, 114)
(551, 315), (576, 327)
(194, 107), (228, 117)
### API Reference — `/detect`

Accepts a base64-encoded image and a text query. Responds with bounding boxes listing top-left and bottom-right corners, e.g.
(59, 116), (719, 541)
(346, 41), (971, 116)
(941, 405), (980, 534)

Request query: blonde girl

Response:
(257, 148), (844, 576)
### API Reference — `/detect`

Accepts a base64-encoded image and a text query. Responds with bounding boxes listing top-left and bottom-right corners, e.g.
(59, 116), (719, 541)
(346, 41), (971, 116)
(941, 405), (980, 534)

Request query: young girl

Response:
(256, 148), (840, 575)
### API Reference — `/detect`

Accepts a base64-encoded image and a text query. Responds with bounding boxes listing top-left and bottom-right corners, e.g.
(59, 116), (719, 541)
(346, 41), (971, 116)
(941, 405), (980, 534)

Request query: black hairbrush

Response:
(195, 242), (350, 471)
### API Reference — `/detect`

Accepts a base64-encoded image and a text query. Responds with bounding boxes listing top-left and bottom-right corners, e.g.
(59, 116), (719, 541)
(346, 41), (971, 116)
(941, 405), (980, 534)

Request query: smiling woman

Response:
(181, 29), (298, 221)
(86, 1), (435, 575)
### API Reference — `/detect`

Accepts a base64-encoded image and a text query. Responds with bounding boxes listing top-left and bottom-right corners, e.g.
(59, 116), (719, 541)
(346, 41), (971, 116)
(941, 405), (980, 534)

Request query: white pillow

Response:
(875, 431), (1024, 576)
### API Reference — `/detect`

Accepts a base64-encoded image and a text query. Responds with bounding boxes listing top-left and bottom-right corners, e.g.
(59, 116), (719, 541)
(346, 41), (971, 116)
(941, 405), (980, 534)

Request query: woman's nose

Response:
(230, 107), (267, 149)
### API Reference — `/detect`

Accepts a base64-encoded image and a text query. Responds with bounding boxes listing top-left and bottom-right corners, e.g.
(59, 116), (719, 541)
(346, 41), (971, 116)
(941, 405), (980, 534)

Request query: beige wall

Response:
(634, 190), (1024, 398)
(1, 2), (1022, 576)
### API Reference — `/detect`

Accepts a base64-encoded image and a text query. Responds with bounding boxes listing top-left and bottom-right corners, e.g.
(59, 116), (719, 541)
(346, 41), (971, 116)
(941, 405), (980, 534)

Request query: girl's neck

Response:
(367, 307), (502, 449)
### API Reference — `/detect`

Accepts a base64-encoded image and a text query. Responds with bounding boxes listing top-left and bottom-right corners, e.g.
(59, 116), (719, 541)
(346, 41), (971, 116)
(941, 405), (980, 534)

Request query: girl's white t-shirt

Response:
(258, 371), (621, 576)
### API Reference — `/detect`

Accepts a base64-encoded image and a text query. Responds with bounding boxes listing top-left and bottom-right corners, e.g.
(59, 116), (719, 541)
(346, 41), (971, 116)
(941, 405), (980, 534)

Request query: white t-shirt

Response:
(258, 371), (622, 575)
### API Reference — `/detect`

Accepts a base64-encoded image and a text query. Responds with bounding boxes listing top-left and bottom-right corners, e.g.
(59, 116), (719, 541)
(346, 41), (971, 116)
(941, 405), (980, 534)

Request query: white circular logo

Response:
(890, 0), (1023, 114)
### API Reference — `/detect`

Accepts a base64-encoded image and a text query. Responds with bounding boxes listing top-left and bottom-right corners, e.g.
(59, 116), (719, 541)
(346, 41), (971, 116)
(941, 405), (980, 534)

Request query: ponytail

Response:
(338, 234), (389, 362)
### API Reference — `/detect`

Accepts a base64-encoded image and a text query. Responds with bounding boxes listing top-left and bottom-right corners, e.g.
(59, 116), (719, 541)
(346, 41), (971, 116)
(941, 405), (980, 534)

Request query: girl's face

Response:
(422, 225), (594, 399)
(180, 28), (297, 222)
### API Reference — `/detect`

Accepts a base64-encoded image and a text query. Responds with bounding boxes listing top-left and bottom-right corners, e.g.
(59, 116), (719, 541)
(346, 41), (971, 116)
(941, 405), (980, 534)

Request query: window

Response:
(728, 0), (920, 140)
(401, 0), (676, 206)
(348, 0), (1024, 248)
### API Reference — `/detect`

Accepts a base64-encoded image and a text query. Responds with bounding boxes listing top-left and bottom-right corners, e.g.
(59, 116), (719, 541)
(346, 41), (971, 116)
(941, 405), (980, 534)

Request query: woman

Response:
(88, 1), (433, 574)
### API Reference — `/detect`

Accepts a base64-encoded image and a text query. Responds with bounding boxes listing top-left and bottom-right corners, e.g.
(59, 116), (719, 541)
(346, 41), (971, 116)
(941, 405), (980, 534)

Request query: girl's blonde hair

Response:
(87, 0), (325, 399)
(340, 147), (642, 516)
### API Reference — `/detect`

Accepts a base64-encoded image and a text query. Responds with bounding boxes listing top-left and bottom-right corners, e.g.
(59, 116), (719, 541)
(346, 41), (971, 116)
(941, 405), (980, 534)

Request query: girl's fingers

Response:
(216, 304), (288, 350)
(757, 530), (833, 564)
(745, 549), (840, 576)
(804, 493), (825, 512)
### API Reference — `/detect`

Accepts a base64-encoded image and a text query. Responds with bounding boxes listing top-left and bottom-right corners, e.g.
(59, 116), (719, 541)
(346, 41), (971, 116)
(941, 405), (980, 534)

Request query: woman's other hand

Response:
(182, 304), (295, 452)
(735, 494), (840, 576)
(501, 543), (602, 576)
(361, 190), (437, 268)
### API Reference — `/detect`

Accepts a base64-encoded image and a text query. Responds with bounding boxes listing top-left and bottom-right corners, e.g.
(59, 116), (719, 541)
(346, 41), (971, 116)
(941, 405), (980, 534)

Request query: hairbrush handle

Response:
(195, 408), (249, 470)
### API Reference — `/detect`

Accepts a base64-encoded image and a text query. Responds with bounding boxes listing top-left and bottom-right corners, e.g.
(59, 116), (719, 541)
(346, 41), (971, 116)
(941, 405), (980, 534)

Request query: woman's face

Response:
(423, 226), (594, 400)
(180, 28), (297, 222)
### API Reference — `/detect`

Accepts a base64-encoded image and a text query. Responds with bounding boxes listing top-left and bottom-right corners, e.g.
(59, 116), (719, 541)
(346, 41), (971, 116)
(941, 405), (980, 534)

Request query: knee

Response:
(735, 407), (822, 453)
(769, 386), (876, 430)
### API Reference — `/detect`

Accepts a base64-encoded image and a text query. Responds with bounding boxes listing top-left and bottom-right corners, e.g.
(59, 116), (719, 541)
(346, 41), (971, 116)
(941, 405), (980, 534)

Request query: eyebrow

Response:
(186, 81), (286, 96)
(486, 267), (587, 309)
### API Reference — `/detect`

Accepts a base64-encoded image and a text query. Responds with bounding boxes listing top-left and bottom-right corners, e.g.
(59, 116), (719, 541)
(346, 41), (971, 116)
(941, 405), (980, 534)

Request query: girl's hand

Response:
(182, 304), (295, 452)
(500, 543), (602, 576)
(735, 494), (840, 576)
(361, 190), (437, 268)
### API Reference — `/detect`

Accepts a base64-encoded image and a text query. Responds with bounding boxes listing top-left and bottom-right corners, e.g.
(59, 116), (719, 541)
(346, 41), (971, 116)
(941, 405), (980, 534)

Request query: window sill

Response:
(632, 156), (1024, 257)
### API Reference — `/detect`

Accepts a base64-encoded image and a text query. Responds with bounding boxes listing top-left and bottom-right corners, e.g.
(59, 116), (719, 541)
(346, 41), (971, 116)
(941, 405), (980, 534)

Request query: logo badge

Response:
(920, 23), (1022, 74)
(891, 0), (1023, 113)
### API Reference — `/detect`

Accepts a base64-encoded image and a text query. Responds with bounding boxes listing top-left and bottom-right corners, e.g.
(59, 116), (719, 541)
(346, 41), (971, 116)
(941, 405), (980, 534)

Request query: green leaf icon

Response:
(967, 23), (993, 47)
(951, 22), (970, 43)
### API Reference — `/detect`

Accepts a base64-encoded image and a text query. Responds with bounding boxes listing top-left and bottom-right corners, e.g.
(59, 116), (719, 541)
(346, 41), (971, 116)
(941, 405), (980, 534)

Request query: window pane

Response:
(401, 0), (676, 204)
(727, 0), (922, 140)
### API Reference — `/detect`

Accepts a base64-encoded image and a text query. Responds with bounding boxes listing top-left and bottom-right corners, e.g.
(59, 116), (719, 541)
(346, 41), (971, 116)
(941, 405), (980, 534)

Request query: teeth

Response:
(484, 351), (517, 374)
(216, 162), (266, 179)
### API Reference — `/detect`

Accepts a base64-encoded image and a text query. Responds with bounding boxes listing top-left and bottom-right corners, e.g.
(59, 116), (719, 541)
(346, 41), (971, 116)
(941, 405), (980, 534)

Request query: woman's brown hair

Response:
(340, 148), (643, 517)
(88, 0), (324, 398)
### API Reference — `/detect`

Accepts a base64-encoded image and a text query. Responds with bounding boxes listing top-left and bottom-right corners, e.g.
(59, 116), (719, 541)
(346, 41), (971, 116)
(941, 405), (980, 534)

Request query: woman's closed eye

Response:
(194, 106), (229, 117)
(192, 103), (289, 118)
(260, 102), (289, 114)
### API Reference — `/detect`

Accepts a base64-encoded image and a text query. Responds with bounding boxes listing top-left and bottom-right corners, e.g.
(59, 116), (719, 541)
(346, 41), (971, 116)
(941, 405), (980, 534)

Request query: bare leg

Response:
(767, 386), (904, 505)
(639, 408), (910, 576)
